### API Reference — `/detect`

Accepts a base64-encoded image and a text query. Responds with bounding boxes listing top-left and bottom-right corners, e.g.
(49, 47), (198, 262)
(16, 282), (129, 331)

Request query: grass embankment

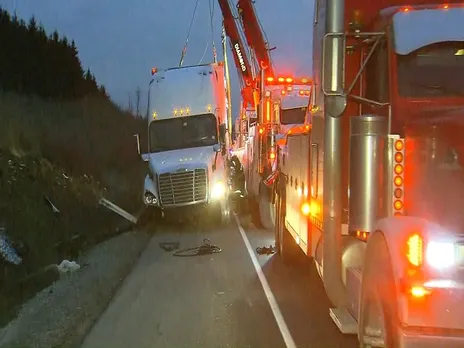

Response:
(0, 92), (148, 326)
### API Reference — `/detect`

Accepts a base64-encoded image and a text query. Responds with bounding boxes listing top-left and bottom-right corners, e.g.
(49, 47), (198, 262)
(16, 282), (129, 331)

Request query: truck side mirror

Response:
(134, 134), (141, 155)
(134, 134), (149, 162)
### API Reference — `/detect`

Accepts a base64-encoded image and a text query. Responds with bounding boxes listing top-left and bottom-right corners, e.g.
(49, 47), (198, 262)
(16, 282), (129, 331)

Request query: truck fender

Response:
(369, 216), (429, 323)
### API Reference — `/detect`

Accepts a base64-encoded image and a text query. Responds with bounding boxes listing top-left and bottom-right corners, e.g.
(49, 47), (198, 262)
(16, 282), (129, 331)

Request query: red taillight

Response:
(267, 76), (274, 82)
(278, 77), (284, 83)
(285, 77), (293, 83)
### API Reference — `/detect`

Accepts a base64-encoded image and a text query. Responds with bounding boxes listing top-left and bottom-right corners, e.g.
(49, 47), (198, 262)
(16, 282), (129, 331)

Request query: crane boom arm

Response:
(217, 0), (254, 89)
(236, 0), (273, 77)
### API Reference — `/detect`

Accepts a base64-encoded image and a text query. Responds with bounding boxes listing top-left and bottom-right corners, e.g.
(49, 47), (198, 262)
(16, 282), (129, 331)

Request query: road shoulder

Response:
(0, 230), (149, 348)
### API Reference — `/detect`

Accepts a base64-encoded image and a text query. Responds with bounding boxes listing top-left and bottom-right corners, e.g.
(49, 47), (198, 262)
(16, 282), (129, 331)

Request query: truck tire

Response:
(275, 191), (297, 265)
(249, 196), (264, 228)
(274, 193), (281, 252)
(209, 203), (231, 227)
(137, 206), (162, 231)
(358, 232), (399, 348)
(220, 204), (231, 226)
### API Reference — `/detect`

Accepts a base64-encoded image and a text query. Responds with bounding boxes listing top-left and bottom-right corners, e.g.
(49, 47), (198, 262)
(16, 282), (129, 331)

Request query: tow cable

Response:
(173, 238), (222, 257)
(256, 245), (276, 255)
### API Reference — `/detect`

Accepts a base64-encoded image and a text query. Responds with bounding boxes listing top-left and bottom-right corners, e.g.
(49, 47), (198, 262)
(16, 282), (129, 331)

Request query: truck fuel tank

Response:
(348, 115), (388, 234)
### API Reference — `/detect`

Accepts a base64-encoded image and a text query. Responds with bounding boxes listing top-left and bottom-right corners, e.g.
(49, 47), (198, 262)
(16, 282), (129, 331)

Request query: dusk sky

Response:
(0, 0), (314, 118)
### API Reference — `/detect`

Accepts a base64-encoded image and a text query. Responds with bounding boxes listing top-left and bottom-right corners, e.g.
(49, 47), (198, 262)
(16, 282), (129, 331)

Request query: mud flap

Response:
(259, 178), (276, 231)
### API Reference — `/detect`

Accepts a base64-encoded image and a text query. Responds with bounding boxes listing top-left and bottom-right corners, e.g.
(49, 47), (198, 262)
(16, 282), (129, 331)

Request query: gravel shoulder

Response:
(0, 229), (149, 348)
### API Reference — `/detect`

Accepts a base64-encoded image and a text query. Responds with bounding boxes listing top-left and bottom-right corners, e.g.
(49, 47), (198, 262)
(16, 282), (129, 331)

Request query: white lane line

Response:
(234, 214), (297, 348)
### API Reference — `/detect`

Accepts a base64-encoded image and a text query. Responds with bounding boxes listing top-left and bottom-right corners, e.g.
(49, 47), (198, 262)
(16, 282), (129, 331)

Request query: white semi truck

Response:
(135, 63), (231, 224)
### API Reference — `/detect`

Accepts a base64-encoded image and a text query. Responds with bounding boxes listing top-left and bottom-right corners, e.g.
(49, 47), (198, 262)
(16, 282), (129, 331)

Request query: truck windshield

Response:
(397, 41), (464, 98)
(280, 107), (306, 125)
(149, 113), (218, 152)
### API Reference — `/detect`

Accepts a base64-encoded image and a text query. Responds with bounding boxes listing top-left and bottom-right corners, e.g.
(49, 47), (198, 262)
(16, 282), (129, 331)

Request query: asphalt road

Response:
(80, 214), (359, 348)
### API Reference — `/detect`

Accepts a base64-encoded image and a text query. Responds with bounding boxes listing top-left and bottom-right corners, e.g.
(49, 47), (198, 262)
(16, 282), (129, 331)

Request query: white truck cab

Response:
(136, 63), (231, 224)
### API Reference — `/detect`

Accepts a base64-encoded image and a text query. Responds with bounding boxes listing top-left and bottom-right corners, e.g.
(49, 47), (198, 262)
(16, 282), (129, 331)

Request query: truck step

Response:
(329, 308), (358, 334)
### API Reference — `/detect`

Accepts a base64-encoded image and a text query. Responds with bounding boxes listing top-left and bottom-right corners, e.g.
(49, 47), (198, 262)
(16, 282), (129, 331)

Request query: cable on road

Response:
(256, 245), (276, 255)
(173, 238), (221, 257)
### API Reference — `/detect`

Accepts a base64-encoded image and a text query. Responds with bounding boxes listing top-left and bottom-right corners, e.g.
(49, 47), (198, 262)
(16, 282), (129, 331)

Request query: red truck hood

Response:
(405, 103), (464, 233)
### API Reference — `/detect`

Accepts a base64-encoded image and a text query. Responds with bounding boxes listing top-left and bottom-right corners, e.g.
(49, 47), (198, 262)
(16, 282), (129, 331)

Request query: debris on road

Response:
(256, 245), (275, 255)
(56, 260), (80, 274)
(44, 195), (60, 214)
(159, 241), (180, 252)
(0, 230), (149, 348)
(99, 197), (138, 224)
(173, 238), (222, 257)
(0, 228), (22, 266)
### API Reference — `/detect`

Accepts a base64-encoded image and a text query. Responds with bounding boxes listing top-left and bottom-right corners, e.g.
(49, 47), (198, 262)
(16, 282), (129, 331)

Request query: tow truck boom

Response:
(236, 0), (274, 77)
(217, 0), (255, 107)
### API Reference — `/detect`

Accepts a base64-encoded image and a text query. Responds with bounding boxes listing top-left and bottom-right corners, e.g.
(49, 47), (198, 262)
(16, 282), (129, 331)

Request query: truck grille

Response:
(158, 169), (207, 206)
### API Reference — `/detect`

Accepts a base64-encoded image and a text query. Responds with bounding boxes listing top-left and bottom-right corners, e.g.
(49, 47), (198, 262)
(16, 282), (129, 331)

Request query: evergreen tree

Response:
(0, 7), (107, 100)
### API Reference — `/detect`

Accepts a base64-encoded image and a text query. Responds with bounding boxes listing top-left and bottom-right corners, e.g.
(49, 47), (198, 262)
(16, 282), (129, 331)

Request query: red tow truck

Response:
(218, 0), (313, 228)
(271, 0), (464, 347)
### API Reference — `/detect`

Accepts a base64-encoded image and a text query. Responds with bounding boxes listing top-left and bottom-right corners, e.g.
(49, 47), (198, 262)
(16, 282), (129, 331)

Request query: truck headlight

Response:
(211, 181), (226, 199)
(426, 241), (455, 269)
(144, 191), (157, 205)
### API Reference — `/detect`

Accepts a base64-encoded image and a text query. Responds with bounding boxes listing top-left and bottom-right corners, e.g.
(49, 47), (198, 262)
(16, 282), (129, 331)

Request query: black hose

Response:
(173, 238), (221, 257)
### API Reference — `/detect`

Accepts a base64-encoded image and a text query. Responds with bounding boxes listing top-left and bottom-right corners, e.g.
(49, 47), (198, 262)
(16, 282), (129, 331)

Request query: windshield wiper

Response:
(188, 137), (215, 146)
(151, 147), (171, 152)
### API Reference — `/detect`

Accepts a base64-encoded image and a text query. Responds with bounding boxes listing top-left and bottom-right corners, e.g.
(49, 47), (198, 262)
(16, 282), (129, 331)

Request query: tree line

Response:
(0, 7), (108, 100)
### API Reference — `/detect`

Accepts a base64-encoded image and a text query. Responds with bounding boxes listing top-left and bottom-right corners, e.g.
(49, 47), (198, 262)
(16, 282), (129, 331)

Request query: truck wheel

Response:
(236, 195), (249, 216)
(274, 193), (281, 253)
(359, 232), (399, 348)
(137, 206), (162, 231)
(209, 203), (230, 227)
(249, 197), (263, 228)
(220, 204), (231, 226)
(276, 192), (297, 265)
(259, 182), (274, 231)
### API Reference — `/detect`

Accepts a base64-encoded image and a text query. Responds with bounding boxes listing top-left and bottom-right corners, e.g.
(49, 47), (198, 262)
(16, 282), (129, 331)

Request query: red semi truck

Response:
(272, 1), (464, 347)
